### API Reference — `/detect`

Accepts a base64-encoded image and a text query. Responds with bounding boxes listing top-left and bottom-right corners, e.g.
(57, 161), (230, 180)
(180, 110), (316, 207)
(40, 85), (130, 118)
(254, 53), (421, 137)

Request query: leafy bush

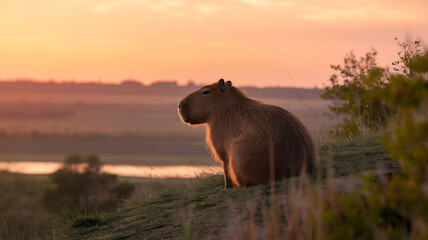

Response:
(43, 154), (135, 214)
(392, 38), (426, 77)
(322, 40), (426, 139)
(321, 49), (395, 138)
(322, 49), (428, 239)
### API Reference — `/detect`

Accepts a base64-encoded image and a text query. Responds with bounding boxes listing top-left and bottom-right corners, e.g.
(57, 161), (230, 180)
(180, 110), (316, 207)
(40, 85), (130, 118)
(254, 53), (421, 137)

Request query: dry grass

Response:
(62, 136), (402, 239)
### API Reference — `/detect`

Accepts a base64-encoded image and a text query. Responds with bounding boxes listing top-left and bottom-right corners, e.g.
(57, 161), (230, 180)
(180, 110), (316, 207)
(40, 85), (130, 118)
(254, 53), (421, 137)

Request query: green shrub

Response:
(321, 49), (395, 138)
(43, 154), (135, 214)
(392, 39), (426, 78)
(323, 51), (428, 238)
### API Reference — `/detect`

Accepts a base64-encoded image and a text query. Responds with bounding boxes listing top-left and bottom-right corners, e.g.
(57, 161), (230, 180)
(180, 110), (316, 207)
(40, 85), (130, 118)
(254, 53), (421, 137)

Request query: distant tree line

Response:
(0, 79), (322, 99)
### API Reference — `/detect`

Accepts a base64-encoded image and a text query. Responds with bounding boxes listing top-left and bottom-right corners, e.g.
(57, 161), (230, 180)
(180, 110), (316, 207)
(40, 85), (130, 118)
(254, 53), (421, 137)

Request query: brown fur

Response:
(178, 79), (315, 188)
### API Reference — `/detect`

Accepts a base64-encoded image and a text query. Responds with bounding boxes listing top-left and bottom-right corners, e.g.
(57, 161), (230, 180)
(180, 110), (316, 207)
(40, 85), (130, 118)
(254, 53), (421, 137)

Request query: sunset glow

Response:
(1, 0), (427, 87)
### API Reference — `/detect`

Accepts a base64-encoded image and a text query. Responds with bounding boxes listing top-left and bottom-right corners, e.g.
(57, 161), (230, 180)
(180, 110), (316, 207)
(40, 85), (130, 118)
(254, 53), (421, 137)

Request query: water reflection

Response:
(0, 162), (221, 178)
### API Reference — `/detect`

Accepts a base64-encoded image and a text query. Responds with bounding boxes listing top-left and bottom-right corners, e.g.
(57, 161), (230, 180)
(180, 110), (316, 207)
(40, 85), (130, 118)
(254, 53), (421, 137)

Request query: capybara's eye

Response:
(202, 90), (211, 95)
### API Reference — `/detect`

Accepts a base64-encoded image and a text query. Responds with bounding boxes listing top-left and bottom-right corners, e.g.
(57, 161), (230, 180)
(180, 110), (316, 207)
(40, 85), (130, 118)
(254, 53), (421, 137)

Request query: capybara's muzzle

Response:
(178, 100), (189, 123)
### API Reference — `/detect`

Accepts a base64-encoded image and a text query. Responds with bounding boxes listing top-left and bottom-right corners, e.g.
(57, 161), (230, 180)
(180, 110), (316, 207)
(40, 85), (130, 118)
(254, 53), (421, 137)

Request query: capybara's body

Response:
(178, 79), (315, 187)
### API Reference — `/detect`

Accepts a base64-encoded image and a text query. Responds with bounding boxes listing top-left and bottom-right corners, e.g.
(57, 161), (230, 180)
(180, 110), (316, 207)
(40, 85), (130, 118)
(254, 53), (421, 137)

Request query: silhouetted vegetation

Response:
(317, 43), (427, 239)
(392, 39), (426, 78)
(321, 49), (395, 138)
(43, 154), (135, 214)
(322, 40), (426, 139)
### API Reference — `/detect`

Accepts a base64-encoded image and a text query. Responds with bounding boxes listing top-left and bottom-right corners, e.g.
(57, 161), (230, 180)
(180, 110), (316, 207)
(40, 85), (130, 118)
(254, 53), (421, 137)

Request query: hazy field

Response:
(0, 81), (333, 169)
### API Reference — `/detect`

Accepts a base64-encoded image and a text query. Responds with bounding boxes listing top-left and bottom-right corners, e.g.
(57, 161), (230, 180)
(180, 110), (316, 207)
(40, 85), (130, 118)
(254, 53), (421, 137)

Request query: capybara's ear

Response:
(221, 80), (231, 93)
(218, 79), (225, 93)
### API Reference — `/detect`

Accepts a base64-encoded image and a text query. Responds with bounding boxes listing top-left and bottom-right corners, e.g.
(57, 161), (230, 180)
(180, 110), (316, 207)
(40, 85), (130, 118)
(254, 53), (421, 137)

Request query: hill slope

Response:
(60, 137), (398, 239)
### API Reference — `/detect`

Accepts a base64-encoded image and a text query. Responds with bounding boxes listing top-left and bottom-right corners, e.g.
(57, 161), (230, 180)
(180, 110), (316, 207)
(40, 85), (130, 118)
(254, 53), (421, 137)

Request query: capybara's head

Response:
(179, 79), (232, 124)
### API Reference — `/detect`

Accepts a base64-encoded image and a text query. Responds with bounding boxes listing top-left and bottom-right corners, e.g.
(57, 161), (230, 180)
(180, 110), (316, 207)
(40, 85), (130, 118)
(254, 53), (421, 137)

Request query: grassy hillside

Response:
(60, 136), (399, 240)
(0, 172), (57, 240)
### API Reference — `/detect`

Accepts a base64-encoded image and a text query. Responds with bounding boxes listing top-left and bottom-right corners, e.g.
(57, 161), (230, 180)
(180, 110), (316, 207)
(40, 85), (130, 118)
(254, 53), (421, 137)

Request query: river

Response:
(0, 161), (222, 178)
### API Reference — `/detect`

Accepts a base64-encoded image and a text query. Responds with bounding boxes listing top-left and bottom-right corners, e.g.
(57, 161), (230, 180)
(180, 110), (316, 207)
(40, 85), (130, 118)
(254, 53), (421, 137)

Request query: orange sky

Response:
(0, 0), (427, 87)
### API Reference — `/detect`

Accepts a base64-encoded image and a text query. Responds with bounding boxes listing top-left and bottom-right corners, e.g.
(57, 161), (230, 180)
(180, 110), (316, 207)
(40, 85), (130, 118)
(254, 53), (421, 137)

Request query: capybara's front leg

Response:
(222, 161), (234, 188)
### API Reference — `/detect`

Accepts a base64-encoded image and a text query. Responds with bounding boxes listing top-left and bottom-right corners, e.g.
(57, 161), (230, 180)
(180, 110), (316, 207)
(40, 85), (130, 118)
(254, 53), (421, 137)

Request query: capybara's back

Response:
(179, 79), (315, 187)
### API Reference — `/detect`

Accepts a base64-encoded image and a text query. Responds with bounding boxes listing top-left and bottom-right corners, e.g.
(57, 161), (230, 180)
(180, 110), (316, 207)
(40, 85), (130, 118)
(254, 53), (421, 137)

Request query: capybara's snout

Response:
(178, 99), (189, 123)
(178, 100), (184, 112)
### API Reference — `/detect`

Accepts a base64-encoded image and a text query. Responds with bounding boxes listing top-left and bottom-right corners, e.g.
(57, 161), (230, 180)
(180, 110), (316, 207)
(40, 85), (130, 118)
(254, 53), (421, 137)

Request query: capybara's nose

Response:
(179, 99), (186, 110)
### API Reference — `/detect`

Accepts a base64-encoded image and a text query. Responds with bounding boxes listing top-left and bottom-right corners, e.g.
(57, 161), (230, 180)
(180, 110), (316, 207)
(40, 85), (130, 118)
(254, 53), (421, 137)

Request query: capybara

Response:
(178, 79), (315, 188)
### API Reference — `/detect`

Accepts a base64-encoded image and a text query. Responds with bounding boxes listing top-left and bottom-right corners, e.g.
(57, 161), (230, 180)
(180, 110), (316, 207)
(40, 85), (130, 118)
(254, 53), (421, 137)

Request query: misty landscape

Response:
(0, 80), (331, 174)
(1, 0), (427, 238)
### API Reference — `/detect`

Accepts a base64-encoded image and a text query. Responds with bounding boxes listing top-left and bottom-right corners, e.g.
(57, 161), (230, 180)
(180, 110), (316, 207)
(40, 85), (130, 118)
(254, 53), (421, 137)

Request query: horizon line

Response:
(0, 78), (320, 89)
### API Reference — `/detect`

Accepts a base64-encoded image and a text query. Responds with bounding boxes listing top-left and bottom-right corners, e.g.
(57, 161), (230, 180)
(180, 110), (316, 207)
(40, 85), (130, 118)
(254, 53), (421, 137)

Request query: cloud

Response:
(93, 1), (122, 12)
(90, 0), (427, 23)
(198, 5), (217, 15)
(146, 1), (182, 12)
(295, 1), (427, 22)
(233, 0), (427, 23)
(236, 0), (292, 8)
(0, 34), (57, 43)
